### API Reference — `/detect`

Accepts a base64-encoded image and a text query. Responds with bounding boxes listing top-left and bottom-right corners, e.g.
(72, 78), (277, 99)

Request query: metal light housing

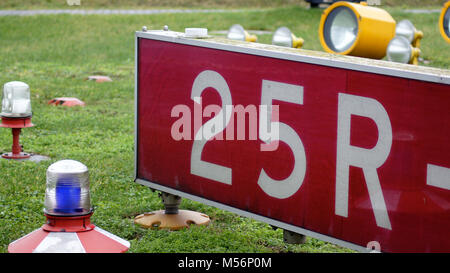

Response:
(44, 160), (91, 216)
(319, 1), (396, 59)
(272, 27), (304, 48)
(227, 24), (257, 42)
(386, 36), (420, 65)
(395, 19), (423, 48)
(1, 81), (32, 118)
(439, 1), (450, 43)
(8, 158), (130, 253)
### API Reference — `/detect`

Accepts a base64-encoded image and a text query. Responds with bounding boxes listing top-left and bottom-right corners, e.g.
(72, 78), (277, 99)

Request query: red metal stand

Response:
(1, 116), (34, 159)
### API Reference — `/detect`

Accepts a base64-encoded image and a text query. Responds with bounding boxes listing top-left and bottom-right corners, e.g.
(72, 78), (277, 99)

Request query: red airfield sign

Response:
(135, 30), (450, 252)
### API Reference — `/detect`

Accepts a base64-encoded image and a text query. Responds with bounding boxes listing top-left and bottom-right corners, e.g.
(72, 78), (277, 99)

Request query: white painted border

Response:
(135, 30), (450, 85)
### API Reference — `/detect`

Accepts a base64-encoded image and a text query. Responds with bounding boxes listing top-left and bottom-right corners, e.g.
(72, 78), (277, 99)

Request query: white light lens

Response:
(272, 27), (293, 47)
(323, 6), (358, 52)
(395, 19), (415, 43)
(227, 24), (246, 41)
(44, 160), (91, 216)
(386, 36), (412, 64)
(1, 81), (32, 118)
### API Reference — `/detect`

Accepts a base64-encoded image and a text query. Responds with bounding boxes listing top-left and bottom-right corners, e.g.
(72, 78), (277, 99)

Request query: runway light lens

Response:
(386, 36), (412, 64)
(440, 2), (450, 42)
(227, 24), (246, 41)
(1, 81), (32, 118)
(319, 2), (396, 59)
(323, 6), (358, 52)
(272, 27), (304, 48)
(44, 160), (91, 216)
(227, 24), (257, 42)
(445, 8), (450, 37)
(447, 13), (450, 37)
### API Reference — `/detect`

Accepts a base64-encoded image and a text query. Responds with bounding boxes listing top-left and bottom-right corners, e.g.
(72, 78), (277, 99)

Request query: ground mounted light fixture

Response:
(8, 160), (130, 253)
(386, 19), (423, 65)
(272, 27), (304, 48)
(319, 1), (396, 59)
(395, 19), (423, 48)
(227, 24), (258, 42)
(386, 36), (421, 65)
(134, 192), (210, 230)
(0, 81), (34, 159)
(439, 1), (450, 43)
(48, 97), (85, 107)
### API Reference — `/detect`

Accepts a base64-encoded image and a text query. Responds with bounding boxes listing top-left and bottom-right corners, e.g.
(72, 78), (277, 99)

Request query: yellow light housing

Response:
(439, 1), (450, 43)
(319, 1), (396, 59)
(272, 27), (304, 48)
(227, 24), (258, 42)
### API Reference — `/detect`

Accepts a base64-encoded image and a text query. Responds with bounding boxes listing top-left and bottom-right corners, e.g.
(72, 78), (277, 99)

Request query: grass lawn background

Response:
(0, 1), (448, 253)
(0, 0), (447, 9)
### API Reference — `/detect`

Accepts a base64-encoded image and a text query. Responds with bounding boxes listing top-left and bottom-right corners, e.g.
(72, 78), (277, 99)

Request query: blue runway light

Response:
(44, 160), (91, 216)
(55, 177), (82, 214)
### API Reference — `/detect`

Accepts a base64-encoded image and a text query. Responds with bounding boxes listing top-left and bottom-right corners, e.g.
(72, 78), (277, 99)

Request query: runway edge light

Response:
(386, 19), (422, 65)
(227, 24), (258, 42)
(319, 1), (396, 59)
(395, 19), (423, 48)
(8, 160), (130, 253)
(0, 81), (34, 159)
(439, 1), (450, 43)
(272, 26), (304, 48)
(386, 36), (420, 65)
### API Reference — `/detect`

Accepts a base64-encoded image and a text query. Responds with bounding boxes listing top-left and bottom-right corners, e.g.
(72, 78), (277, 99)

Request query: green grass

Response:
(0, 0), (447, 10)
(0, 0), (308, 10)
(0, 4), (448, 253)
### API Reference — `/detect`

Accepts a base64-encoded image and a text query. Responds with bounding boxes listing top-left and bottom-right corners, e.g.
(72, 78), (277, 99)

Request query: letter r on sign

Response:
(335, 93), (392, 230)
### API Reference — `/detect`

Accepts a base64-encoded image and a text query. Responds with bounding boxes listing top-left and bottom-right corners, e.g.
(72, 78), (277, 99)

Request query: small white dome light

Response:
(272, 27), (304, 48)
(395, 19), (423, 48)
(1, 81), (32, 118)
(227, 24), (257, 42)
(386, 36), (420, 65)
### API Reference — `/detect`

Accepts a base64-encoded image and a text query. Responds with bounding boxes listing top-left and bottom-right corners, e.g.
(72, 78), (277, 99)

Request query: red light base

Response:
(0, 116), (34, 128)
(1, 116), (34, 160)
(8, 212), (130, 253)
(1, 151), (31, 159)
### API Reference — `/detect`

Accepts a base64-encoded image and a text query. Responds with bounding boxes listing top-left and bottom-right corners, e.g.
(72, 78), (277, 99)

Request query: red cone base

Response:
(8, 213), (130, 253)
